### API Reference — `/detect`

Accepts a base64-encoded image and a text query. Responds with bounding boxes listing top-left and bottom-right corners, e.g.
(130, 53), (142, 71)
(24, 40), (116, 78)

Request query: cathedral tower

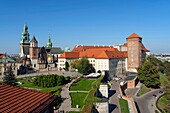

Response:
(127, 33), (142, 72)
(29, 36), (39, 68)
(46, 36), (53, 49)
(20, 24), (30, 57)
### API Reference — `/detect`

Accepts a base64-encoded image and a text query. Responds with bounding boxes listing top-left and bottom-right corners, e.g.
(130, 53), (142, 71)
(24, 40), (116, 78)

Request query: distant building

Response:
(0, 54), (18, 80)
(0, 84), (58, 113)
(58, 33), (150, 78)
(19, 24), (63, 70)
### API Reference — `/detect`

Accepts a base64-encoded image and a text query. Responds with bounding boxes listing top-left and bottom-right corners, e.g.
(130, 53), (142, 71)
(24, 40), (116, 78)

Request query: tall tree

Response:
(138, 61), (160, 88)
(70, 56), (95, 75)
(3, 67), (17, 85)
(65, 61), (70, 71)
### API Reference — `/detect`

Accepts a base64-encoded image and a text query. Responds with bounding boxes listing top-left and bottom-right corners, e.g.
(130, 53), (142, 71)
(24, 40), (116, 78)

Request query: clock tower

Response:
(127, 33), (142, 72)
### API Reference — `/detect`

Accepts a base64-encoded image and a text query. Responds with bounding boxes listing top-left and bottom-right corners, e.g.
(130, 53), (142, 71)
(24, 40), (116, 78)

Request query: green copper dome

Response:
(46, 36), (52, 49)
(20, 24), (30, 44)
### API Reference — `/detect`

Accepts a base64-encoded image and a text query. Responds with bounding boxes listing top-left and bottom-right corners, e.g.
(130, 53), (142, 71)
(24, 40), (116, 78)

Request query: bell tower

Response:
(46, 36), (53, 49)
(29, 36), (39, 69)
(127, 33), (142, 72)
(20, 24), (30, 57)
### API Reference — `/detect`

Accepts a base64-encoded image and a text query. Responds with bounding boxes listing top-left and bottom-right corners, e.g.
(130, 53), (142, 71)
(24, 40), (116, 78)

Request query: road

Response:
(134, 89), (164, 113)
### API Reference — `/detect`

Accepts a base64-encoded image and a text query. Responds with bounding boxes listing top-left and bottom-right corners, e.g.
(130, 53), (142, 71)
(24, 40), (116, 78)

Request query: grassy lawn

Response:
(137, 84), (151, 96)
(70, 79), (95, 91)
(18, 82), (62, 95)
(160, 74), (170, 86)
(157, 94), (169, 113)
(119, 98), (130, 113)
(69, 111), (80, 113)
(17, 77), (62, 95)
(70, 92), (88, 108)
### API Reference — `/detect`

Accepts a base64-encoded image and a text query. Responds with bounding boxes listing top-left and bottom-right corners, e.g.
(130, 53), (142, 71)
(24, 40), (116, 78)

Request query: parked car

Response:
(113, 77), (121, 81)
(153, 94), (157, 98)
(159, 91), (163, 94)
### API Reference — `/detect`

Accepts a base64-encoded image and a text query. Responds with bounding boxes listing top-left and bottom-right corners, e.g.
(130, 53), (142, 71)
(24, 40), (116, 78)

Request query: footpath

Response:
(55, 77), (81, 113)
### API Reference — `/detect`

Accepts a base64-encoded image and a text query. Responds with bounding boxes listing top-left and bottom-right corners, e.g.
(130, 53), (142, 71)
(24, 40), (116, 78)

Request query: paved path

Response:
(17, 70), (81, 78)
(109, 80), (120, 113)
(56, 78), (81, 113)
(134, 88), (164, 113)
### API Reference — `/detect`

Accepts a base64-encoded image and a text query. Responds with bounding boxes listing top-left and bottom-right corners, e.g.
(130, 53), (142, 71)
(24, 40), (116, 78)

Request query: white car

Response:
(113, 77), (121, 81)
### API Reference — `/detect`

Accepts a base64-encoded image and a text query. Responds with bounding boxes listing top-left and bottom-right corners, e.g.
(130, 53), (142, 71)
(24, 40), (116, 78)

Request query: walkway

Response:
(17, 70), (82, 79)
(56, 77), (81, 113)
(109, 80), (120, 113)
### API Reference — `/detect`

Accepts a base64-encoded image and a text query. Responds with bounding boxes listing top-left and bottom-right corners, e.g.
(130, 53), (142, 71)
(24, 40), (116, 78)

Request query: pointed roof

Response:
(23, 24), (28, 32)
(46, 36), (52, 49)
(127, 33), (142, 39)
(30, 36), (38, 43)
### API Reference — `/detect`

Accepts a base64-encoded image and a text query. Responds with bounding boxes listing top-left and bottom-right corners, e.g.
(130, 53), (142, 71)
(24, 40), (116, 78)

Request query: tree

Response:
(70, 59), (80, 69)
(3, 67), (17, 85)
(138, 61), (160, 88)
(70, 56), (95, 75)
(65, 61), (70, 71)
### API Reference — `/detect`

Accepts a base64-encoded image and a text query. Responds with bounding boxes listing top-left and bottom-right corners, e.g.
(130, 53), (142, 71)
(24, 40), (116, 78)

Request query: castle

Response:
(58, 33), (150, 78)
(19, 24), (63, 70)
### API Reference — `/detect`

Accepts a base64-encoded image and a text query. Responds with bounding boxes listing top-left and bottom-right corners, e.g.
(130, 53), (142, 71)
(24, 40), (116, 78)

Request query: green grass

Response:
(157, 95), (169, 113)
(70, 92), (88, 108)
(70, 79), (95, 91)
(119, 98), (130, 113)
(137, 84), (151, 96)
(17, 77), (62, 95)
(160, 74), (170, 86)
(69, 111), (80, 113)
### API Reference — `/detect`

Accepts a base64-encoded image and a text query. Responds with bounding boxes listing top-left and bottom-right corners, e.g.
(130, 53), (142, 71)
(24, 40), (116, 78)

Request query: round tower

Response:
(127, 33), (142, 72)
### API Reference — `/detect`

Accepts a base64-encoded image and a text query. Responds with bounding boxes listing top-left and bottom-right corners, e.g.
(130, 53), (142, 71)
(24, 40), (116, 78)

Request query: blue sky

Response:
(0, 0), (170, 54)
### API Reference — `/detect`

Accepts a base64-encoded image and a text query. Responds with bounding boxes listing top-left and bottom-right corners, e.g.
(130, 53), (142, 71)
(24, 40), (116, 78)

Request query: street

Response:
(134, 89), (163, 113)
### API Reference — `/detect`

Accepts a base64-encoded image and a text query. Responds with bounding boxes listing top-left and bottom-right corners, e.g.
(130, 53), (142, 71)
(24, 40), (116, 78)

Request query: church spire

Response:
(46, 35), (52, 49)
(20, 24), (30, 44)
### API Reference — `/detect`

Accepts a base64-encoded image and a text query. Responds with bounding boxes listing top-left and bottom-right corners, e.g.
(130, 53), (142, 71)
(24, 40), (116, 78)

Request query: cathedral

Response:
(19, 24), (63, 70)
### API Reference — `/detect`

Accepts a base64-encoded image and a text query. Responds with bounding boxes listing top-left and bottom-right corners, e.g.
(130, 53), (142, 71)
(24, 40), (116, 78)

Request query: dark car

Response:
(159, 91), (163, 94)
(153, 94), (157, 98)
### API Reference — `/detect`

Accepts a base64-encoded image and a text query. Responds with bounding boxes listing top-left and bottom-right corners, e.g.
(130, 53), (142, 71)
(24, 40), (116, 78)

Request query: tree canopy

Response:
(71, 56), (95, 75)
(65, 61), (70, 71)
(138, 58), (160, 88)
(3, 67), (17, 85)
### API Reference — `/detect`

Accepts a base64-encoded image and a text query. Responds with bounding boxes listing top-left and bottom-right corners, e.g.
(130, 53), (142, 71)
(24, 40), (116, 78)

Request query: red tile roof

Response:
(123, 43), (150, 52)
(60, 47), (127, 59)
(0, 53), (6, 59)
(127, 33), (142, 39)
(0, 84), (57, 113)
(60, 52), (79, 58)
(72, 45), (115, 52)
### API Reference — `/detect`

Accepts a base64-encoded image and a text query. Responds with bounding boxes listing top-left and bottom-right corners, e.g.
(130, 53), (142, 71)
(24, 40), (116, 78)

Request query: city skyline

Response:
(0, 0), (170, 54)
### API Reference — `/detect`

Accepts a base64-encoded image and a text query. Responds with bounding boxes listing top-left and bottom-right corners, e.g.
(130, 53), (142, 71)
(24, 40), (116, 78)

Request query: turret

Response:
(30, 36), (38, 47)
(127, 33), (142, 72)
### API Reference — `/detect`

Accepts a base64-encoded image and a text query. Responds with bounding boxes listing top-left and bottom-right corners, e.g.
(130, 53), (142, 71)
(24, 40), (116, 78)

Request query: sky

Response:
(0, 0), (170, 54)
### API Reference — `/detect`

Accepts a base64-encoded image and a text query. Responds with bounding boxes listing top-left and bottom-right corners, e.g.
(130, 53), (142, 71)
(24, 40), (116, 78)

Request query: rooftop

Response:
(127, 33), (142, 39)
(60, 47), (127, 59)
(0, 84), (57, 113)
